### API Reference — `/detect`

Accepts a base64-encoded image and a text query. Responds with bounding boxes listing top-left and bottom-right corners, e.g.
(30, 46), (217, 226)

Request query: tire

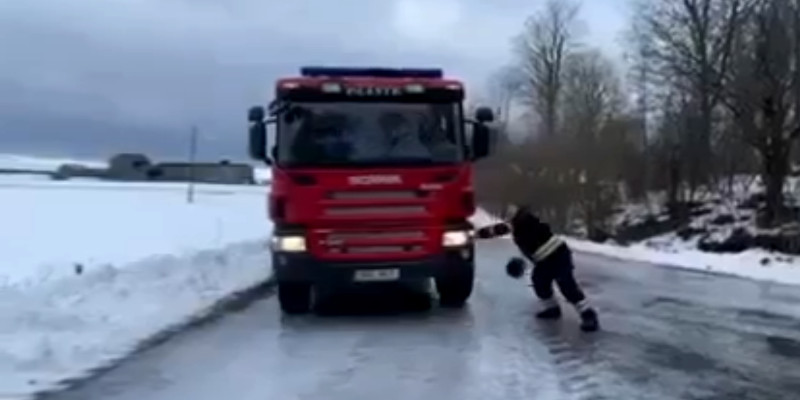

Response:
(436, 267), (474, 308)
(277, 282), (313, 314)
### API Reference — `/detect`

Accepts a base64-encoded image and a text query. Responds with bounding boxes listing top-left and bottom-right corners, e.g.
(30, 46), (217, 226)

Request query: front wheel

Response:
(436, 267), (474, 308)
(277, 282), (313, 314)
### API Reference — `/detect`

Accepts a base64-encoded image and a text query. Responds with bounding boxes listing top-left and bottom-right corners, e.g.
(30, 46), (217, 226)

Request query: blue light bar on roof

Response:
(300, 66), (443, 79)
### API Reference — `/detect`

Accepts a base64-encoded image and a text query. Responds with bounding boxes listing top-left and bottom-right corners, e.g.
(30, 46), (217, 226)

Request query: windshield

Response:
(276, 102), (464, 167)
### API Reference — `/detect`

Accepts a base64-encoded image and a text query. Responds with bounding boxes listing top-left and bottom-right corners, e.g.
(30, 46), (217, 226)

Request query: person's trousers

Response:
(530, 245), (590, 311)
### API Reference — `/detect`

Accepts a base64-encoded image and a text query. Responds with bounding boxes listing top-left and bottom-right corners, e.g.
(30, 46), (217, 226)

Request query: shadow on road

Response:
(317, 282), (434, 316)
(277, 282), (476, 329)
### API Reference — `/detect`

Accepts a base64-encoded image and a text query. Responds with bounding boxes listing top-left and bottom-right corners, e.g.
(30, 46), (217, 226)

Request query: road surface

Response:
(43, 240), (800, 400)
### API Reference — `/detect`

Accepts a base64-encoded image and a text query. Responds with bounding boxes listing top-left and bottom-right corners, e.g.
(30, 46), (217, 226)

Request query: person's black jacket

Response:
(475, 207), (567, 264)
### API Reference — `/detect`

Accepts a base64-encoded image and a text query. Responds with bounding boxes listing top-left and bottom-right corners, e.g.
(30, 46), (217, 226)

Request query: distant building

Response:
(107, 153), (152, 181)
(52, 163), (107, 180)
(50, 153), (256, 185)
(147, 160), (255, 184)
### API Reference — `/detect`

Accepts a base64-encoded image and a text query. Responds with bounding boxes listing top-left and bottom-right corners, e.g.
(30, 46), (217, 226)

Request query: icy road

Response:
(44, 240), (800, 400)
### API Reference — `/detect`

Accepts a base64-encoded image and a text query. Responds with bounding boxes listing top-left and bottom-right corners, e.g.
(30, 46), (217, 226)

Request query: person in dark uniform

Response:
(475, 204), (600, 332)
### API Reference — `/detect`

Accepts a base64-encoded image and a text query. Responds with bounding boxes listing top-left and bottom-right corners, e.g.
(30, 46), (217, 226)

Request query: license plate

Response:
(353, 268), (400, 282)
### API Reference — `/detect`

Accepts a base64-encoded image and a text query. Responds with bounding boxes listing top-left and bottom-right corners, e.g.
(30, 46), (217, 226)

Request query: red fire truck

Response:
(247, 66), (494, 314)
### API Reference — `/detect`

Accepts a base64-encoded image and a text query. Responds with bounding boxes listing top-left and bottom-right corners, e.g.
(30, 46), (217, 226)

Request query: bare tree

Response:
(720, 0), (800, 226)
(624, 4), (662, 200)
(487, 65), (525, 119)
(514, 0), (581, 138)
(478, 1), (645, 236)
(635, 0), (746, 190)
(648, 88), (699, 220)
(484, 65), (527, 148)
(716, 112), (759, 201)
(562, 50), (623, 138)
(563, 51), (628, 234)
(478, 0), (800, 243)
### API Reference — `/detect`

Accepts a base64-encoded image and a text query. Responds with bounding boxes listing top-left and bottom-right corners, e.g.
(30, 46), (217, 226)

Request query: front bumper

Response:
(271, 245), (474, 285)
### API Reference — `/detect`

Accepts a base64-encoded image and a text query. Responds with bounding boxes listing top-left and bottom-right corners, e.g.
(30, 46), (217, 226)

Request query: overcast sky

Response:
(0, 0), (629, 160)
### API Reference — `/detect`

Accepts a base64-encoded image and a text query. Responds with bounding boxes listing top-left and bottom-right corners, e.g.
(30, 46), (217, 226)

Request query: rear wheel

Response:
(436, 267), (474, 308)
(277, 282), (313, 314)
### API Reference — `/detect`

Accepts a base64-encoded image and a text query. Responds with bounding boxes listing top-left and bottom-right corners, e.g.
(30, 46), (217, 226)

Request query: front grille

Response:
(327, 230), (425, 241)
(334, 245), (423, 254)
(313, 188), (435, 258)
(315, 228), (431, 259)
(329, 190), (422, 200)
(324, 205), (426, 216)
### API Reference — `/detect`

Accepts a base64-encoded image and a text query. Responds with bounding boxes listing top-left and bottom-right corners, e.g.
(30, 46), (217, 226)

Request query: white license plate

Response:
(353, 268), (400, 282)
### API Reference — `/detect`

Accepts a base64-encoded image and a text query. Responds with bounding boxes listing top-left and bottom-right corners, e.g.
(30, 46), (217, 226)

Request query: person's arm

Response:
(475, 222), (512, 239)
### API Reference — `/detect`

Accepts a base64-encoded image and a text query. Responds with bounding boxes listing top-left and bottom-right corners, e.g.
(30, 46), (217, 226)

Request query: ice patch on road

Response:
(0, 178), (272, 399)
(472, 208), (800, 286)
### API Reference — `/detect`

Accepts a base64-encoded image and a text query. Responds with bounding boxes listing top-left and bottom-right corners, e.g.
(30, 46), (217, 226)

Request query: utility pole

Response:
(187, 125), (199, 204)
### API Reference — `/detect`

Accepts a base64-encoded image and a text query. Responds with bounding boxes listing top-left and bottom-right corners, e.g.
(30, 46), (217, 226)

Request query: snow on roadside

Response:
(0, 179), (272, 399)
(566, 238), (800, 286)
(471, 208), (800, 286)
(470, 208), (504, 232)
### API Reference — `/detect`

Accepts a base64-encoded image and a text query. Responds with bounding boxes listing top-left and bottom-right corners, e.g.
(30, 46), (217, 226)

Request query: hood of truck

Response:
(269, 164), (474, 226)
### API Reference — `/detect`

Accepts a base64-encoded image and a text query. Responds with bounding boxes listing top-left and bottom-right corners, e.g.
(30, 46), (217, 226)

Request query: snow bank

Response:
(0, 179), (273, 399)
(469, 207), (507, 233)
(566, 239), (800, 286)
(471, 208), (800, 286)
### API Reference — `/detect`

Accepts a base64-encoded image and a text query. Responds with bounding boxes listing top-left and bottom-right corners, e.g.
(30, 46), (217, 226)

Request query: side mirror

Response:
(474, 106), (494, 123)
(248, 106), (266, 123)
(247, 106), (269, 163)
(248, 121), (269, 162)
(471, 124), (492, 160)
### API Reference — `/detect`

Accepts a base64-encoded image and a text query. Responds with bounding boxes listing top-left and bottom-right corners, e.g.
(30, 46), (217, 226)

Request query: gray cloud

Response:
(0, 0), (626, 160)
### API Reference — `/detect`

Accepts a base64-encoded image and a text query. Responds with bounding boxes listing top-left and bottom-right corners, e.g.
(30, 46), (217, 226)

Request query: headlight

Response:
(270, 235), (306, 252)
(442, 230), (471, 247)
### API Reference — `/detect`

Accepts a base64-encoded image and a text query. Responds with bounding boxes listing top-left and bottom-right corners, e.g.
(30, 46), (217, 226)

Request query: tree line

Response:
(476, 0), (800, 236)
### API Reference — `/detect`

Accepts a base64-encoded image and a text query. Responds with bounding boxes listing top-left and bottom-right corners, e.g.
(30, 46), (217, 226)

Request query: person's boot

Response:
(579, 308), (599, 332)
(535, 298), (561, 319)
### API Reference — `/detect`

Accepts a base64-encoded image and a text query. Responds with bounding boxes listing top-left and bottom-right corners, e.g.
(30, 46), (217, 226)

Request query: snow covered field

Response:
(0, 154), (106, 171)
(472, 209), (800, 286)
(0, 159), (273, 399)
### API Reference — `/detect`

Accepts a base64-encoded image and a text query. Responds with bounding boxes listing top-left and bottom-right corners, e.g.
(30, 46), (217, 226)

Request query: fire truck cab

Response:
(247, 66), (494, 314)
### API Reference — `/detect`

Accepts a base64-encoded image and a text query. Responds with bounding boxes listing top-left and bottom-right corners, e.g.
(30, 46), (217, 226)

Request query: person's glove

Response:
(475, 223), (512, 239)
(475, 227), (493, 239)
(505, 257), (527, 279)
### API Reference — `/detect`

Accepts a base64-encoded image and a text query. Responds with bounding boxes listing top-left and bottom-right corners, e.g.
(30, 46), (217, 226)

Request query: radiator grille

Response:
(324, 205), (426, 216)
(316, 228), (431, 258)
(329, 190), (421, 200)
(326, 230), (425, 241)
